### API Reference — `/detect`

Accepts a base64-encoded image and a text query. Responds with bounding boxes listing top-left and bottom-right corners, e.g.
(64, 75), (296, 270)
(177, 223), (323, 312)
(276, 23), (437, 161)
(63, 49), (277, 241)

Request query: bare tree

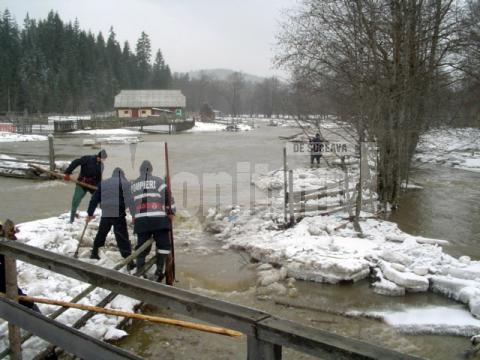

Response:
(222, 71), (245, 116)
(277, 0), (460, 210)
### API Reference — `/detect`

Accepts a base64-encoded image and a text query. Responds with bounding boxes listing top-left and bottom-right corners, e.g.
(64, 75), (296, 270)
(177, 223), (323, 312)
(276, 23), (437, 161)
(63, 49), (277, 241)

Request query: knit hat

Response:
(97, 149), (108, 159)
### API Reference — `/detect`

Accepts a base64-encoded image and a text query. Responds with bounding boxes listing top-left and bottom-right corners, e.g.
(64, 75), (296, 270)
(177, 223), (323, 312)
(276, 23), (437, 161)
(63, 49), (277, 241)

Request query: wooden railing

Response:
(0, 238), (424, 360)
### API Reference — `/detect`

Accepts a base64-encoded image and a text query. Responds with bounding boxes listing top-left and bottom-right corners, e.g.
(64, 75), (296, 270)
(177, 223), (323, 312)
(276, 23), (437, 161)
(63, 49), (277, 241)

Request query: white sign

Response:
(286, 141), (355, 156)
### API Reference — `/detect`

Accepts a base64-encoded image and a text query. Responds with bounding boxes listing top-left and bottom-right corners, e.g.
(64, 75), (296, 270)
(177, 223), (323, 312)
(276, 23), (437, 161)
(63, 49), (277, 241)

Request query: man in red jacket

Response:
(129, 160), (175, 282)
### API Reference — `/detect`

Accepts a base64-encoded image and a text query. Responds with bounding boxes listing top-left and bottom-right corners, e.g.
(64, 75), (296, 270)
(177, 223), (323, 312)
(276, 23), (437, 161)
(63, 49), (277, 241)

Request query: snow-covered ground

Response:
(71, 129), (144, 146)
(255, 167), (345, 193)
(82, 137), (143, 146)
(186, 122), (226, 132)
(0, 212), (140, 358)
(48, 115), (92, 122)
(187, 122), (253, 133)
(0, 132), (47, 143)
(415, 127), (480, 172)
(72, 129), (142, 136)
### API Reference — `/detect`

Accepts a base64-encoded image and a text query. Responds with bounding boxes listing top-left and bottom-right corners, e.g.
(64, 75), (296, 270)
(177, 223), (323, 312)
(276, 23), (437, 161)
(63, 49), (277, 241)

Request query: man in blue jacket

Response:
(64, 150), (107, 223)
(130, 160), (175, 282)
(86, 167), (135, 270)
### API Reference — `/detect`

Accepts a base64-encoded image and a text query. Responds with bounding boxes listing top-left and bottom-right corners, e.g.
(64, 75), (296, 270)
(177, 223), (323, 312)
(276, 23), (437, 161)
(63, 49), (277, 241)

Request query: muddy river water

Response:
(0, 126), (479, 359)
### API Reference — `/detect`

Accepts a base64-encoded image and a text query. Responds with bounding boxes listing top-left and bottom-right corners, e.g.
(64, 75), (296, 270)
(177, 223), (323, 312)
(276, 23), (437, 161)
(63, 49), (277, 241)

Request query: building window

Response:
(124, 110), (129, 114)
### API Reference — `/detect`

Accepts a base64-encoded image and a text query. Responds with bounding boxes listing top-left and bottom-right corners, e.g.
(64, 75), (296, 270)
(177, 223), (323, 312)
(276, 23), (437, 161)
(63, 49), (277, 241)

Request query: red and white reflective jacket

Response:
(130, 173), (175, 233)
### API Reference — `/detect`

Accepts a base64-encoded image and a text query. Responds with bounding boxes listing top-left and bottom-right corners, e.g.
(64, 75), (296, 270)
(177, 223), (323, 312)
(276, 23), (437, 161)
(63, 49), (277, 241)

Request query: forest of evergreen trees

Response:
(0, 9), (172, 114)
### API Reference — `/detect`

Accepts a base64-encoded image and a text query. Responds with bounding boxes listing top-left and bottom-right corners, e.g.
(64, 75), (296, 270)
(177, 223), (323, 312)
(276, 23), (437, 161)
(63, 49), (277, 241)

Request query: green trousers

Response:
(70, 185), (88, 223)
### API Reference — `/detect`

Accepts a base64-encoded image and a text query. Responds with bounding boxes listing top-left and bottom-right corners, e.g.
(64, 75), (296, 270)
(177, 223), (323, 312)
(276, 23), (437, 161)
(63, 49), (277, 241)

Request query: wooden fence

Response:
(0, 112), (194, 135)
(283, 142), (378, 225)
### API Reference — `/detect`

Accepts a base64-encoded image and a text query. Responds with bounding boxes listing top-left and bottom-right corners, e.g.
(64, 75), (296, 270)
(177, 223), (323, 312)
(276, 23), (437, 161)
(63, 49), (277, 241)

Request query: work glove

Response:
(64, 174), (71, 181)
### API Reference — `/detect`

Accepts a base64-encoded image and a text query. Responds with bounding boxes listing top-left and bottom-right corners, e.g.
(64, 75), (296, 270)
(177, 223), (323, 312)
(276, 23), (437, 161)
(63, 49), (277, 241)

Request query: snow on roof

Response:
(114, 90), (186, 108)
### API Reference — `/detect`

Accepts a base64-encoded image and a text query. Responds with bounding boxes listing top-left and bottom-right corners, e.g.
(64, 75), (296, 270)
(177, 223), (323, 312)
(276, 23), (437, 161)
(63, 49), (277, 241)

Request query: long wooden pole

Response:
(2, 294), (242, 338)
(28, 164), (97, 191)
(164, 143), (175, 285)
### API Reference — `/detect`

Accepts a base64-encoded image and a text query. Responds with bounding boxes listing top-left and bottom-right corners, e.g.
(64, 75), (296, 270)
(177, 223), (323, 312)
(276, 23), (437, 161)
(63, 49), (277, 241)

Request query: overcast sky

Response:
(3, 0), (295, 78)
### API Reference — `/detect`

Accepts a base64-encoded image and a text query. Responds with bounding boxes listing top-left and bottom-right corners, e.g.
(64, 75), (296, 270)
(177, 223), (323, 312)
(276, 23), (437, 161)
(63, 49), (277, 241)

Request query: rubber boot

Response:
(126, 260), (136, 271)
(155, 254), (167, 282)
(90, 247), (100, 260)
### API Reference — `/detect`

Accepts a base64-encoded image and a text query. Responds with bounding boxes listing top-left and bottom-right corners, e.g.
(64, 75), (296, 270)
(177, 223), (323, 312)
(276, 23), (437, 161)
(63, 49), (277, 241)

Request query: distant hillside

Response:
(188, 69), (266, 83)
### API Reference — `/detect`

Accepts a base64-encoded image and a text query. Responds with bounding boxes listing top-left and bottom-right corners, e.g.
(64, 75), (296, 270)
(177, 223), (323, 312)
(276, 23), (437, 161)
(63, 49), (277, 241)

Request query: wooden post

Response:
(48, 134), (55, 171)
(247, 336), (282, 360)
(283, 147), (288, 224)
(355, 142), (366, 220)
(342, 156), (353, 217)
(288, 170), (295, 226)
(2, 220), (22, 360)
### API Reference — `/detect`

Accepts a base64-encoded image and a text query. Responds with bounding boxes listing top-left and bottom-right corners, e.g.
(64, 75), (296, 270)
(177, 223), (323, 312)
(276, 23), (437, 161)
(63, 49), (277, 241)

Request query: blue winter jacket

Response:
(87, 174), (133, 218)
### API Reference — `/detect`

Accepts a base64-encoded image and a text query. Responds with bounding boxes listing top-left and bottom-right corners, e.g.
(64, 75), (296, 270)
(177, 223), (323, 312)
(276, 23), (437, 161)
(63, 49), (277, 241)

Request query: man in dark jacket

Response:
(130, 160), (175, 282)
(310, 133), (323, 166)
(64, 150), (107, 223)
(86, 167), (135, 270)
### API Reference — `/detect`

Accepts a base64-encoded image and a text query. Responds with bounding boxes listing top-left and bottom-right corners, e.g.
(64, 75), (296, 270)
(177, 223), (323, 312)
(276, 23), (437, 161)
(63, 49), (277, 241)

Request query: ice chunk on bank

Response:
(379, 261), (429, 292)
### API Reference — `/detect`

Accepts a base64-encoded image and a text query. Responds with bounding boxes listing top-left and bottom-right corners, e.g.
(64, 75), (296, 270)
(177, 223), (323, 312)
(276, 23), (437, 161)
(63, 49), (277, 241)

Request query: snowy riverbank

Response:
(0, 132), (47, 143)
(186, 121), (253, 133)
(205, 204), (480, 335)
(0, 212), (139, 358)
(415, 127), (480, 172)
(203, 159), (480, 336)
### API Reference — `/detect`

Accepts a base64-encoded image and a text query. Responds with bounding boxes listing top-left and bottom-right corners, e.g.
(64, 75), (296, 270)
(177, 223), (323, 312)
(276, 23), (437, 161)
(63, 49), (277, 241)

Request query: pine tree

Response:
(135, 31), (152, 88)
(151, 49), (171, 88)
(19, 14), (47, 112)
(0, 9), (20, 112)
(0, 10), (174, 112)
